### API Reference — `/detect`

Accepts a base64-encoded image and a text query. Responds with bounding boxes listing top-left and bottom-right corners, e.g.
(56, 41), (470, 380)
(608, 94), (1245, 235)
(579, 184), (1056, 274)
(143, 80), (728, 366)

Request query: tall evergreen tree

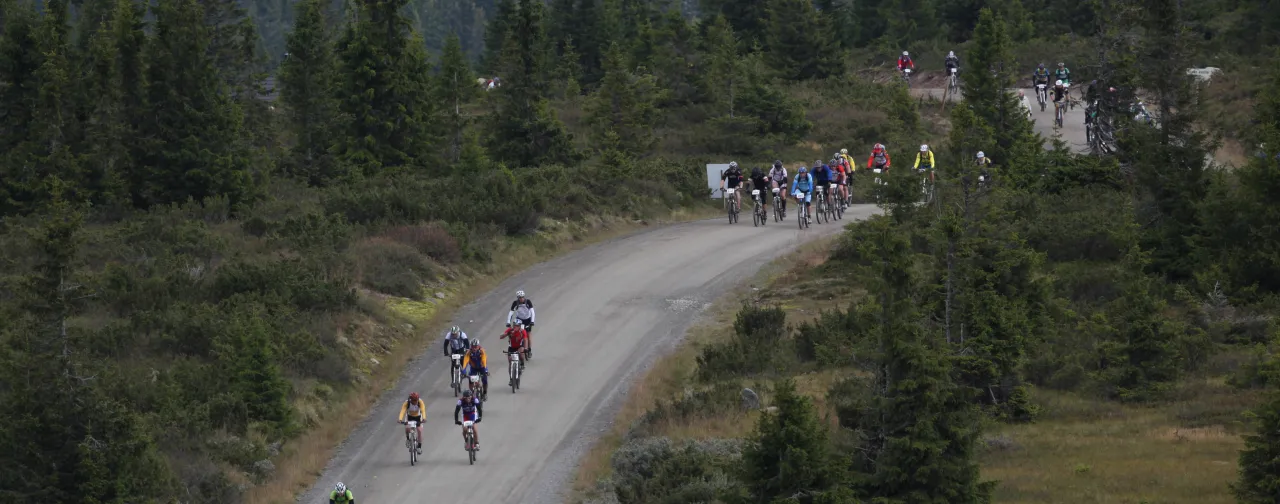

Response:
(742, 379), (845, 502)
(0, 0), (42, 213)
(1234, 388), (1280, 504)
(78, 0), (133, 206)
(960, 8), (1038, 185)
(489, 0), (578, 168)
(703, 14), (743, 117)
(435, 32), (479, 164)
(764, 0), (843, 81)
(587, 42), (662, 156)
(335, 0), (439, 174)
(482, 0), (517, 73)
(700, 0), (768, 45)
(136, 0), (254, 207)
(279, 0), (344, 185)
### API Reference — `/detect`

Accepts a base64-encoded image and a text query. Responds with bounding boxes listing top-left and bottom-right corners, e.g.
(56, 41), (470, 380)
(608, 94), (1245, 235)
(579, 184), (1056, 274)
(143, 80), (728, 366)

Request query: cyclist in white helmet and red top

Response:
(507, 290), (535, 357)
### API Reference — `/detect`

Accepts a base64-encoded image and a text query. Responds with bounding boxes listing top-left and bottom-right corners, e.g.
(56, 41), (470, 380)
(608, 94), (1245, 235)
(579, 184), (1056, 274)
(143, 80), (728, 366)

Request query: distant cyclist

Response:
(331, 483), (355, 504)
(442, 325), (470, 357)
(812, 160), (833, 204)
(454, 389), (483, 450)
(914, 144), (936, 183)
(507, 290), (535, 355)
(397, 392), (426, 453)
(461, 340), (489, 397)
(500, 323), (530, 363)
(720, 161), (745, 210)
(768, 161), (788, 213)
(791, 166), (814, 223)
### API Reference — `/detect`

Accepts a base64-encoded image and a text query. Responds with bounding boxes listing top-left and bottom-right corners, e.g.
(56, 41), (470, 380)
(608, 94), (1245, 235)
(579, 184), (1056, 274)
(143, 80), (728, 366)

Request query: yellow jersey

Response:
(398, 398), (426, 422)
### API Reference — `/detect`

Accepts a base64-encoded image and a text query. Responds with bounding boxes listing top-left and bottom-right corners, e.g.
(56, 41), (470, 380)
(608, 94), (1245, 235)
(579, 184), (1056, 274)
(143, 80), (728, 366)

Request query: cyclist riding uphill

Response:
(915, 144), (936, 181)
(749, 167), (771, 209)
(897, 51), (915, 73)
(812, 159), (833, 199)
(839, 148), (855, 170)
(975, 151), (993, 184)
(461, 340), (489, 397)
(944, 51), (960, 73)
(719, 161), (745, 211)
(501, 323), (530, 361)
(1033, 63), (1050, 86)
(454, 389), (483, 450)
(867, 143), (891, 173)
(397, 392), (426, 452)
(768, 161), (788, 212)
(507, 290), (535, 354)
(1052, 80), (1068, 105)
(1054, 62), (1071, 87)
(790, 166), (814, 222)
(830, 156), (850, 204)
(442, 325), (470, 359)
(331, 482), (355, 504)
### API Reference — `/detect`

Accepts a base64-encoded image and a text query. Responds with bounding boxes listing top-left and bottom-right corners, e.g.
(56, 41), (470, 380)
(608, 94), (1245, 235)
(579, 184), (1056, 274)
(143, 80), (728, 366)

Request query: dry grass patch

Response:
(980, 389), (1247, 504)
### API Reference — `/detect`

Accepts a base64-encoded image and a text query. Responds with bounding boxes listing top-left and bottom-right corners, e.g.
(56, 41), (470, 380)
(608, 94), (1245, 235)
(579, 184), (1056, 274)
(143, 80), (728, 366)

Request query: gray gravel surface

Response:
(297, 205), (881, 504)
(912, 87), (1090, 153)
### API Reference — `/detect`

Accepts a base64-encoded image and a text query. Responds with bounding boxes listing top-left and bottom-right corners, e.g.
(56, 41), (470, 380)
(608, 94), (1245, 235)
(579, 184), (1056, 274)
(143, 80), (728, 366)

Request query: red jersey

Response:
(502, 326), (529, 348)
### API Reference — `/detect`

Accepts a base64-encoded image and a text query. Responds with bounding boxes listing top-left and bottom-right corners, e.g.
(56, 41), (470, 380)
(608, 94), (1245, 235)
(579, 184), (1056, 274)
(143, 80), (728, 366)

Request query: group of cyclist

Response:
(718, 143), (997, 222)
(1031, 61), (1074, 108)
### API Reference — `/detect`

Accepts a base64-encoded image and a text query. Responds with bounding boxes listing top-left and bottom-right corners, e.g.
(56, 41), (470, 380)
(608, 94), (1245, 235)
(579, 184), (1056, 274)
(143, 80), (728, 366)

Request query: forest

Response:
(3, 0), (1280, 502)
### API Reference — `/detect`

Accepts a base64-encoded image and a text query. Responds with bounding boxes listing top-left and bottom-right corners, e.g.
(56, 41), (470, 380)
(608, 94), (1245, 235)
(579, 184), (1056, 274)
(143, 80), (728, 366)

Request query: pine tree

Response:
(335, 0), (439, 174)
(482, 0), (517, 73)
(764, 0), (843, 81)
(216, 305), (294, 432)
(1234, 389), (1280, 504)
(17, 0), (82, 209)
(742, 379), (844, 502)
(880, 0), (938, 50)
(0, 0), (43, 213)
(849, 217), (995, 503)
(136, 0), (254, 207)
(586, 42), (662, 156)
(436, 32), (479, 164)
(489, 0), (579, 168)
(78, 0), (133, 207)
(555, 35), (584, 98)
(703, 14), (742, 117)
(279, 0), (344, 185)
(1093, 247), (1186, 402)
(700, 0), (769, 45)
(960, 8), (1038, 186)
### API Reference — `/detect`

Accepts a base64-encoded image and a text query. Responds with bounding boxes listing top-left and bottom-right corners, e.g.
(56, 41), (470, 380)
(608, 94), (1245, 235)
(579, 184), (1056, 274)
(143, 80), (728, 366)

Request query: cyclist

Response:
(839, 148), (855, 171)
(914, 144), (936, 183)
(1052, 80), (1068, 110)
(768, 160), (788, 213)
(454, 389), (483, 450)
(830, 156), (850, 206)
(790, 166), (814, 223)
(442, 325), (470, 368)
(812, 160), (833, 206)
(975, 151), (993, 185)
(331, 482), (355, 504)
(397, 391), (426, 453)
(749, 166), (771, 212)
(461, 340), (489, 397)
(501, 323), (530, 365)
(867, 143), (891, 185)
(897, 51), (915, 74)
(1054, 62), (1071, 87)
(507, 290), (535, 355)
(719, 161), (745, 211)
(944, 51), (960, 81)
(1032, 63), (1051, 101)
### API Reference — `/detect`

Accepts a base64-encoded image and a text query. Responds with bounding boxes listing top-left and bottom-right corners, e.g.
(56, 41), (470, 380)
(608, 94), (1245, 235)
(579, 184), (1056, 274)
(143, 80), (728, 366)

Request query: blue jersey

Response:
(791, 174), (813, 193)
(812, 165), (832, 184)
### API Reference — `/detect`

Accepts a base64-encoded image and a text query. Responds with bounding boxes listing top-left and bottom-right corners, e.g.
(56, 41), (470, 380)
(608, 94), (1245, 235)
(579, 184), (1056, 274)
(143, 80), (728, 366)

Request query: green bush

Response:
(349, 238), (436, 299)
(696, 304), (790, 381)
(610, 437), (744, 504)
(383, 221), (463, 264)
(211, 257), (357, 311)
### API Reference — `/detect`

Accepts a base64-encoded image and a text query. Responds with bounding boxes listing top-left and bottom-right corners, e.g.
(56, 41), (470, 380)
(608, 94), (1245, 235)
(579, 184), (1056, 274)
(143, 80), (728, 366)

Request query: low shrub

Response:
(696, 304), (790, 381)
(349, 238), (436, 299)
(610, 437), (744, 504)
(383, 221), (463, 264)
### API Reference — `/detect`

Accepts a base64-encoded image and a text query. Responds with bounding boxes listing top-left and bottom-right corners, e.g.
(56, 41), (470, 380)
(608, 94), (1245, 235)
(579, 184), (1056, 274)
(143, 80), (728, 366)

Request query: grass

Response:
(242, 206), (720, 504)
(570, 233), (1258, 504)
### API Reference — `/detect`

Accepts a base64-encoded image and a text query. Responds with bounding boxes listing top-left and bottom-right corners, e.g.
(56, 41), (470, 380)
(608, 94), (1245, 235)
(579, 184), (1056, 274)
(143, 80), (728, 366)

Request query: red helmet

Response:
(409, 392), (420, 401)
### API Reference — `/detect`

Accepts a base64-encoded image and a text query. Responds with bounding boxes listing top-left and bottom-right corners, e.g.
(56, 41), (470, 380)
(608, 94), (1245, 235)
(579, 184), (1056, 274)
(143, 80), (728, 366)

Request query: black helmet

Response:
(773, 160), (782, 168)
(751, 167), (763, 178)
(463, 389), (473, 398)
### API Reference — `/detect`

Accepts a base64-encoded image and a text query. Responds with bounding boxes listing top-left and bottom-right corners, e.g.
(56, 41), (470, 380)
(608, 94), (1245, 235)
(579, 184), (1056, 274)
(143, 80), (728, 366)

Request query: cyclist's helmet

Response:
(1058, 62), (1065, 67)
(462, 389), (473, 398)
(902, 51), (909, 57)
(829, 158), (838, 166)
(751, 167), (763, 178)
(450, 325), (461, 335)
(409, 391), (420, 401)
(976, 151), (985, 159)
(773, 159), (783, 169)
(815, 159), (824, 167)
(920, 144), (929, 152)
(516, 290), (525, 298)
(1038, 63), (1045, 70)
(873, 143), (885, 151)
(798, 166), (809, 174)
(948, 50), (956, 58)
(840, 148), (848, 155)
(335, 483), (347, 493)
(1055, 80), (1064, 87)
(729, 161), (739, 169)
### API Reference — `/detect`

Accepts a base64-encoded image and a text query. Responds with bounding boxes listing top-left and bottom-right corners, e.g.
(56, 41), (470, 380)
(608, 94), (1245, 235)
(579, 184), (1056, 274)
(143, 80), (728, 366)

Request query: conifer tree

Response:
(764, 0), (843, 81)
(17, 0), (81, 208)
(1234, 388), (1280, 504)
(961, 8), (1038, 185)
(700, 0), (769, 45)
(279, 0), (344, 184)
(79, 1), (132, 206)
(1093, 247), (1186, 401)
(555, 35), (584, 98)
(703, 14), (742, 118)
(0, 1), (42, 213)
(587, 42), (662, 156)
(482, 0), (517, 73)
(137, 0), (254, 207)
(489, 0), (579, 168)
(216, 305), (294, 431)
(742, 379), (844, 502)
(436, 32), (479, 164)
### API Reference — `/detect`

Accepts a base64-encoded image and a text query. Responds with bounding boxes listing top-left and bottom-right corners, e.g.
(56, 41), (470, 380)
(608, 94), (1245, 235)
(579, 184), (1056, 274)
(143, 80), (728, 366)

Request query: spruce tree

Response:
(0, 0), (42, 213)
(489, 0), (578, 168)
(764, 0), (843, 81)
(1234, 389), (1280, 504)
(555, 35), (584, 98)
(435, 32), (479, 164)
(137, 0), (254, 207)
(703, 14), (742, 118)
(586, 42), (661, 156)
(482, 0), (517, 73)
(961, 8), (1038, 185)
(1093, 247), (1186, 402)
(78, 1), (132, 207)
(279, 0), (344, 184)
(700, 0), (769, 46)
(742, 379), (844, 502)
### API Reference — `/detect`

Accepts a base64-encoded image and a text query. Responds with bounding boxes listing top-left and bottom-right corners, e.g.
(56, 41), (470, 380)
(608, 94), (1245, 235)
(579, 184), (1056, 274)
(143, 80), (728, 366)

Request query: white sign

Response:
(706, 164), (730, 199)
(1186, 67), (1221, 83)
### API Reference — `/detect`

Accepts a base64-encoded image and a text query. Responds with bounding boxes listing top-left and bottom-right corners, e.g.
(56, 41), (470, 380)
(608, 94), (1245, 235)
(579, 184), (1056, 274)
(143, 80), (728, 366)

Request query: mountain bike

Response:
(902, 68), (912, 88)
(1054, 99), (1065, 128)
(505, 350), (522, 393)
(450, 353), (463, 397)
(797, 195), (810, 229)
(826, 184), (841, 221)
(771, 188), (784, 222)
(751, 189), (767, 227)
(724, 188), (739, 224)
(947, 67), (959, 92)
(813, 186), (827, 224)
(404, 420), (420, 466)
(1036, 83), (1048, 111)
(468, 373), (486, 401)
(462, 420), (478, 465)
(919, 169), (934, 204)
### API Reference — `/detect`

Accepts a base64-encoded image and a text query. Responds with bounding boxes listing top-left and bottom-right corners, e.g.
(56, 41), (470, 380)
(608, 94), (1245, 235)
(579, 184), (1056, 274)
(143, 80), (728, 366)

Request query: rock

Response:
(740, 388), (760, 410)
(252, 459), (275, 476)
(435, 292), (447, 299)
(370, 357), (380, 366)
(402, 324), (414, 331)
(764, 406), (779, 414)
(267, 441), (282, 457)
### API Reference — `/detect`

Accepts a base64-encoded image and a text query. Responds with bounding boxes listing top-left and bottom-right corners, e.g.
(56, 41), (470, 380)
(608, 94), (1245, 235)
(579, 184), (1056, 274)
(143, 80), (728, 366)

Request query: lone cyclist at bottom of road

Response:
(331, 482), (355, 504)
(500, 322), (530, 369)
(791, 166), (814, 223)
(454, 389), (483, 450)
(719, 161), (745, 211)
(507, 290), (535, 356)
(397, 392), (426, 453)
(461, 340), (489, 398)
(768, 160), (788, 213)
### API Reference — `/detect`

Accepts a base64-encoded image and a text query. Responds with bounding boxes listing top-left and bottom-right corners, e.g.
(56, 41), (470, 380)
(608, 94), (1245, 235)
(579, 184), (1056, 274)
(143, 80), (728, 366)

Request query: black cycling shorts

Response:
(405, 415), (422, 425)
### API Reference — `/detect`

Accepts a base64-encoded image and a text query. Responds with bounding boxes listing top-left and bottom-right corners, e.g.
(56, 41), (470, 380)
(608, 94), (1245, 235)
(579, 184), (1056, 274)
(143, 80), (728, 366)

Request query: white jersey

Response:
(508, 299), (534, 324)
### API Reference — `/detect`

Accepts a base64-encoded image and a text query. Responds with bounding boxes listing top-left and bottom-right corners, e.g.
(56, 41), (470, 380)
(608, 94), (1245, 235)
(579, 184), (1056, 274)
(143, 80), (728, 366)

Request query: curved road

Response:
(913, 87), (1090, 153)
(299, 205), (880, 504)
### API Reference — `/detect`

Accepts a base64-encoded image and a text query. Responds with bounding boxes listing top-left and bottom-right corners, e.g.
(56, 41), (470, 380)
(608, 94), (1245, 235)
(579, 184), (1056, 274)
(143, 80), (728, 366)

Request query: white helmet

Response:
(335, 483), (347, 493)
(902, 51), (909, 56)
(451, 325), (461, 334)
(1055, 80), (1064, 86)
(948, 51), (955, 58)
(920, 144), (929, 152)
(976, 151), (985, 158)
(516, 290), (525, 298)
